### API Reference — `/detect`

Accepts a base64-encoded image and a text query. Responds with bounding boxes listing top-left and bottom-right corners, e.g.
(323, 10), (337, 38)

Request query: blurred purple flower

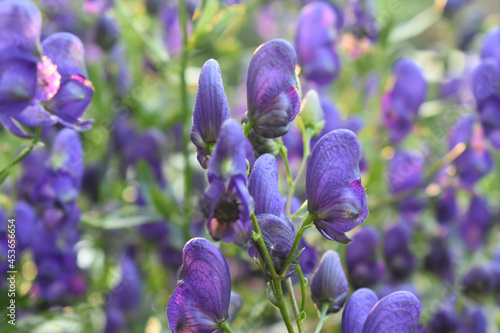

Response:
(461, 264), (495, 302)
(306, 129), (368, 243)
(423, 237), (454, 282)
(449, 115), (493, 188)
(204, 119), (254, 246)
(310, 250), (348, 313)
(14, 201), (37, 252)
(94, 12), (120, 51)
(245, 39), (300, 138)
(381, 58), (427, 142)
(346, 227), (384, 289)
(460, 195), (491, 250)
(167, 238), (232, 332)
(383, 223), (415, 281)
(296, 1), (341, 86)
(191, 59), (230, 169)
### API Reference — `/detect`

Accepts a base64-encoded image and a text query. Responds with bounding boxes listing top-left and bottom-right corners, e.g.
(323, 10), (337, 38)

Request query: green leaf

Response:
(81, 207), (162, 229)
(0, 167), (10, 185)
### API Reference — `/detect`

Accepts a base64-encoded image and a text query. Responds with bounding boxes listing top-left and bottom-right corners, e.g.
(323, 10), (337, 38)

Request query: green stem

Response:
(179, 0), (192, 240)
(274, 279), (296, 333)
(0, 127), (41, 184)
(296, 265), (306, 313)
(220, 320), (234, 333)
(280, 145), (293, 188)
(314, 303), (330, 333)
(286, 278), (304, 333)
(290, 200), (308, 221)
(243, 118), (254, 138)
(279, 214), (315, 278)
(251, 213), (295, 333)
(286, 129), (311, 217)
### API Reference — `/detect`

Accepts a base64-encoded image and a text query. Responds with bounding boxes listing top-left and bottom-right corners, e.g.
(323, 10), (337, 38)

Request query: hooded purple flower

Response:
(250, 214), (299, 279)
(248, 154), (283, 218)
(383, 223), (415, 281)
(449, 115), (493, 188)
(296, 1), (341, 86)
(428, 303), (487, 333)
(0, 0), (41, 114)
(204, 119), (254, 246)
(94, 12), (120, 51)
(167, 238), (232, 333)
(306, 129), (368, 244)
(42, 32), (94, 130)
(342, 289), (421, 333)
(342, 288), (379, 333)
(381, 58), (427, 142)
(423, 237), (454, 282)
(434, 187), (458, 226)
(460, 195), (491, 250)
(245, 39), (301, 139)
(310, 250), (348, 313)
(32, 129), (83, 229)
(346, 227), (385, 289)
(191, 59), (230, 169)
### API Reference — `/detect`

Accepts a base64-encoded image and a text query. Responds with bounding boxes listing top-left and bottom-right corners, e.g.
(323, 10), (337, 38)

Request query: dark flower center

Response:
(214, 196), (240, 225)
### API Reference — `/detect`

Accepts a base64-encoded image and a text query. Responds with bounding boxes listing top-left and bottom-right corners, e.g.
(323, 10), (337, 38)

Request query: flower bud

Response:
(300, 89), (324, 137)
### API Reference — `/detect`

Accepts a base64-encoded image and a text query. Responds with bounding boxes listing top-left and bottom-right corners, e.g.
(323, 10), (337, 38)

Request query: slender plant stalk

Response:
(280, 145), (293, 187)
(314, 303), (330, 333)
(0, 127), (41, 185)
(296, 265), (306, 313)
(290, 200), (308, 221)
(251, 213), (295, 333)
(286, 278), (304, 333)
(178, 0), (192, 240)
(280, 214), (315, 278)
(220, 320), (234, 333)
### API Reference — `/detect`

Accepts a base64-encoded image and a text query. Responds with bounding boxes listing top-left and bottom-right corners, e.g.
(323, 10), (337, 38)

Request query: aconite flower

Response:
(310, 250), (348, 313)
(306, 129), (368, 244)
(167, 238), (232, 333)
(342, 289), (421, 333)
(245, 39), (301, 139)
(191, 59), (231, 169)
(381, 58), (427, 142)
(204, 119), (254, 246)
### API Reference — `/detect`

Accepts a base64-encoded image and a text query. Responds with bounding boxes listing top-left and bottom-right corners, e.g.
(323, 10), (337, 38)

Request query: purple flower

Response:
(480, 27), (500, 61)
(345, 0), (379, 43)
(204, 119), (254, 246)
(342, 288), (379, 333)
(449, 115), (493, 188)
(383, 223), (415, 281)
(14, 201), (37, 252)
(160, 4), (192, 56)
(346, 227), (384, 289)
(461, 265), (495, 302)
(191, 59), (231, 169)
(343, 289), (421, 333)
(167, 238), (232, 332)
(42, 32), (94, 131)
(94, 12), (120, 51)
(460, 195), (491, 250)
(428, 306), (461, 332)
(245, 39), (301, 138)
(248, 154), (284, 218)
(251, 214), (298, 279)
(107, 255), (142, 312)
(388, 151), (424, 193)
(381, 58), (427, 142)
(228, 292), (243, 323)
(434, 187), (458, 226)
(296, 2), (341, 86)
(306, 129), (368, 243)
(310, 250), (348, 313)
(423, 237), (454, 282)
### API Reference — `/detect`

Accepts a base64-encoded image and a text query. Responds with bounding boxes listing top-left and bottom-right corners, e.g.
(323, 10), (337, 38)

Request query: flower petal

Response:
(248, 154), (283, 217)
(342, 288), (379, 333)
(167, 238), (231, 333)
(362, 291), (421, 333)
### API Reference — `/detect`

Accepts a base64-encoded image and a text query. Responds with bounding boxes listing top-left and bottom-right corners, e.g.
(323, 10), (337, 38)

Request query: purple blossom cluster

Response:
(0, 0), (499, 332)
